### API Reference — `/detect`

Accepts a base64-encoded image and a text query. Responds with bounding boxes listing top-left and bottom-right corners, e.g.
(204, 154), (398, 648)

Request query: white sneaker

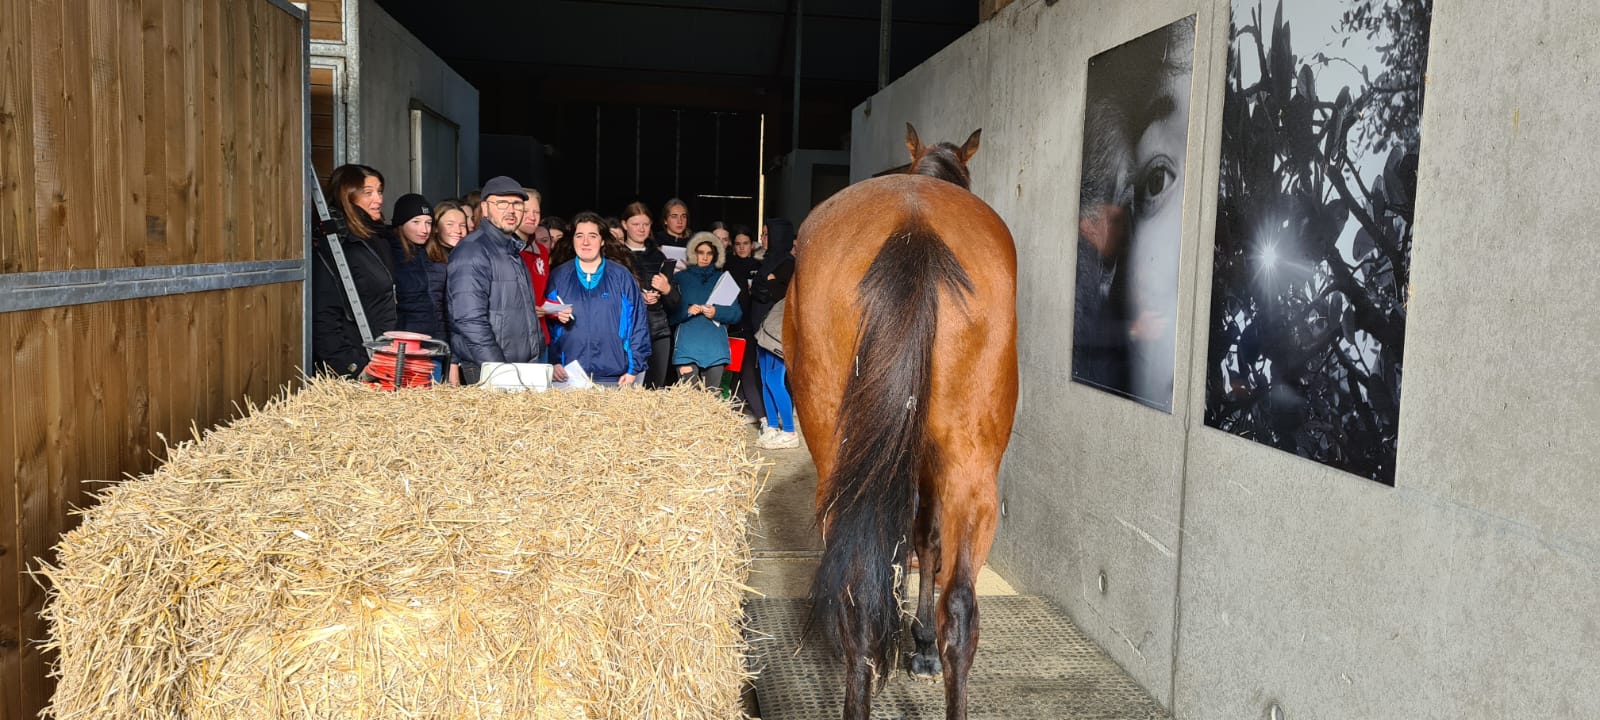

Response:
(759, 430), (800, 449)
(757, 425), (779, 443)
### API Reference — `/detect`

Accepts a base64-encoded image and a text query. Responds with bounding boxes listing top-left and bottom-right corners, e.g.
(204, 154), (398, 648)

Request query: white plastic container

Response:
(477, 362), (554, 392)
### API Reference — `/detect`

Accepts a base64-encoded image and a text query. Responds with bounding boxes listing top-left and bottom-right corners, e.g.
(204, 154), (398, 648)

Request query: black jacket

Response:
(629, 243), (678, 341)
(392, 239), (450, 340)
(652, 228), (691, 248)
(746, 218), (796, 332)
(723, 253), (761, 337)
(311, 228), (398, 377)
(447, 223), (545, 368)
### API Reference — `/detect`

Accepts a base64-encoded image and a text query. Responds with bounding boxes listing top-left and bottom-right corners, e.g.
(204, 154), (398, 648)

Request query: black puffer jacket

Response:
(447, 223), (544, 370)
(311, 222), (398, 377)
(391, 238), (449, 340)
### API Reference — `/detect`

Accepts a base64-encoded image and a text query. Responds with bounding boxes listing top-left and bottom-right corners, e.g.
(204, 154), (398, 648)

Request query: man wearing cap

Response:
(447, 176), (545, 385)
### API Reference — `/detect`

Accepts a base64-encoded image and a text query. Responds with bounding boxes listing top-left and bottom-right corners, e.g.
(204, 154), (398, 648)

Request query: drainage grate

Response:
(745, 595), (1171, 720)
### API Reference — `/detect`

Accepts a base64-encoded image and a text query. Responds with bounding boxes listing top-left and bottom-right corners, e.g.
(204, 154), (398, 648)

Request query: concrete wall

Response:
(851, 0), (1600, 716)
(769, 149), (852, 226)
(357, 0), (479, 210)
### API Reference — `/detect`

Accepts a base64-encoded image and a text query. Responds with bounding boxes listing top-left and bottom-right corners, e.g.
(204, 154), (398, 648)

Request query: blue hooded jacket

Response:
(669, 239), (742, 368)
(546, 257), (652, 383)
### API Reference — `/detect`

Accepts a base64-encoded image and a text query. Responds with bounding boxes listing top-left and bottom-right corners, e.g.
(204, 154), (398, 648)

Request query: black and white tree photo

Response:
(1205, 0), (1433, 485)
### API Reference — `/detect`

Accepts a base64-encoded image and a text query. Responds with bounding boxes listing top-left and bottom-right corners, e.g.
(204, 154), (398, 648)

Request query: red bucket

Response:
(726, 337), (746, 372)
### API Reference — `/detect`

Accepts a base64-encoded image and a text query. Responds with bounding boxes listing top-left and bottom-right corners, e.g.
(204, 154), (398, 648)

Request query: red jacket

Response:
(519, 242), (552, 344)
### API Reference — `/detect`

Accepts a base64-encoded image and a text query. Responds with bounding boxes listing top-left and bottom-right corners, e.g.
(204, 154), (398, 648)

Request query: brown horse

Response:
(786, 124), (1018, 720)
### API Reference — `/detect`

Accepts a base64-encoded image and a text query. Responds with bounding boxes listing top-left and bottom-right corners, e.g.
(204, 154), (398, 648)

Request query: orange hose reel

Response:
(362, 331), (449, 390)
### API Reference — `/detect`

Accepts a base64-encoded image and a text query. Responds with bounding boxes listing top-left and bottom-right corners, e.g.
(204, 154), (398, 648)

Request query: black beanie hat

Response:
(392, 193), (432, 227)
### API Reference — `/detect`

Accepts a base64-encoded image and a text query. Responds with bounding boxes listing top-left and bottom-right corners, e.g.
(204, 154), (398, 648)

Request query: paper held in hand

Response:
(539, 300), (572, 314)
(659, 245), (688, 268)
(706, 272), (740, 307)
(552, 360), (593, 390)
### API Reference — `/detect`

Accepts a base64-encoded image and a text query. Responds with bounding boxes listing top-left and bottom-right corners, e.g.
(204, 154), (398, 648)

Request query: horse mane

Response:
(909, 144), (972, 190)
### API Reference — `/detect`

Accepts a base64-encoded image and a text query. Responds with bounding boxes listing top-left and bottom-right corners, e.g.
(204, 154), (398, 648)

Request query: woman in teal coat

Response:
(669, 232), (742, 388)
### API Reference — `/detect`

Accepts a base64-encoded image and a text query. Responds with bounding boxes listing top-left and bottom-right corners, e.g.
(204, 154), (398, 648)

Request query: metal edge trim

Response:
(0, 261), (307, 313)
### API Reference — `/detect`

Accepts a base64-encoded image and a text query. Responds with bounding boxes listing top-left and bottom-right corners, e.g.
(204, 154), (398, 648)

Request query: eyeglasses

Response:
(488, 199), (526, 211)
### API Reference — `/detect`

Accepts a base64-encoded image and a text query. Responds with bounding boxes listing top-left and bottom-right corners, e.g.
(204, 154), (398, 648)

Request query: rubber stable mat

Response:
(745, 595), (1170, 720)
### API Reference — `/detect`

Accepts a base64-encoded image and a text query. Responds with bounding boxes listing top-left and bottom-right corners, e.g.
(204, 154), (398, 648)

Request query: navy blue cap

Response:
(480, 176), (528, 200)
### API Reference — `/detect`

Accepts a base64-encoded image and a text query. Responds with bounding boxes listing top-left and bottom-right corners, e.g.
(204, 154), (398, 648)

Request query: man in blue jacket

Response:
(448, 176), (544, 384)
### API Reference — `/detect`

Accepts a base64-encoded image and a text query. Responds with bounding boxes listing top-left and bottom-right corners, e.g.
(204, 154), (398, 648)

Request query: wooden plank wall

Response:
(0, 2), (306, 718)
(311, 66), (337, 186)
(310, 0), (344, 42)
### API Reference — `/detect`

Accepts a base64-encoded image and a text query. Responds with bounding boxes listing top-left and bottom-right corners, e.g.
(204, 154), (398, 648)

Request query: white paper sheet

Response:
(706, 272), (740, 307)
(552, 360), (593, 390)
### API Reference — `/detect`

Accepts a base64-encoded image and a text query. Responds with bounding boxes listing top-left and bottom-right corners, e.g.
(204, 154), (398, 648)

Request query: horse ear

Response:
(905, 123), (924, 161)
(960, 129), (982, 162)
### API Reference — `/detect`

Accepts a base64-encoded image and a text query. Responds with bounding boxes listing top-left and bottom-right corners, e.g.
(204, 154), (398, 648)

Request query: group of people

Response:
(310, 164), (801, 449)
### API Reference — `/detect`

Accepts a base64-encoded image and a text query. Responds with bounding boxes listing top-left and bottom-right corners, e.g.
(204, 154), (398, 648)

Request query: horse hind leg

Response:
(938, 555), (980, 720)
(909, 489), (943, 680)
(841, 637), (876, 720)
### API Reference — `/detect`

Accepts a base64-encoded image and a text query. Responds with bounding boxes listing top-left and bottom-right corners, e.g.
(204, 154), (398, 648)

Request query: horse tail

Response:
(809, 217), (973, 675)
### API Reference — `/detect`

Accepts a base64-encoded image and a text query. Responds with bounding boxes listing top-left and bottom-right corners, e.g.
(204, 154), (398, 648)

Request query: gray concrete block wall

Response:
(357, 0), (480, 209)
(852, 0), (1600, 716)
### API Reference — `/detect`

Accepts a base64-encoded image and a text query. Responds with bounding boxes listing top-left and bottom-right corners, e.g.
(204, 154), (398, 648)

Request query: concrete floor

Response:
(743, 426), (1170, 720)
(744, 428), (1016, 602)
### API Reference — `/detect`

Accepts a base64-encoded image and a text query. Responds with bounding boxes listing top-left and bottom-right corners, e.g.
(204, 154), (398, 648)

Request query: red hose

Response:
(361, 332), (446, 390)
(363, 350), (436, 390)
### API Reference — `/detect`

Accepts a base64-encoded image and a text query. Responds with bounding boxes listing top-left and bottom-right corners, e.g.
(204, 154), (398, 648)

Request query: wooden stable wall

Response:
(310, 0), (345, 41)
(0, 1), (307, 718)
(309, 0), (343, 184)
(312, 66), (338, 182)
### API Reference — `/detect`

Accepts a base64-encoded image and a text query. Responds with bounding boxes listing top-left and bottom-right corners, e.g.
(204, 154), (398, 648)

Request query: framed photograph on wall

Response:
(1205, 0), (1434, 485)
(1071, 15), (1198, 413)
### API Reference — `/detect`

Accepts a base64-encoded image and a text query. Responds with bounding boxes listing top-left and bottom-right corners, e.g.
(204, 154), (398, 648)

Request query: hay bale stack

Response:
(39, 380), (764, 719)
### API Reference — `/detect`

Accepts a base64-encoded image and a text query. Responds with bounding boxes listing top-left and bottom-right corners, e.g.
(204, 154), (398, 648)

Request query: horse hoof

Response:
(909, 653), (942, 680)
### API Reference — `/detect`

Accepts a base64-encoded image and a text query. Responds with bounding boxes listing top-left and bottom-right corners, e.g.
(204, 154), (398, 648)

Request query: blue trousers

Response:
(757, 348), (795, 432)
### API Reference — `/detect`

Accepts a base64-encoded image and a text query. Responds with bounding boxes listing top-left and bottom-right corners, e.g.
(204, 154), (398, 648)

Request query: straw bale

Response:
(38, 380), (765, 719)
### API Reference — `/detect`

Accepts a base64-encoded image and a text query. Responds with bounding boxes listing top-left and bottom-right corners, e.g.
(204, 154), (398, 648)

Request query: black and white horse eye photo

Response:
(1070, 15), (1197, 414)
(1205, 0), (1434, 485)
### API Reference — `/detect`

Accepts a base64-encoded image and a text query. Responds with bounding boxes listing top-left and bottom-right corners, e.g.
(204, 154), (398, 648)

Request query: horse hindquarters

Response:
(922, 208), (1017, 719)
(807, 221), (974, 720)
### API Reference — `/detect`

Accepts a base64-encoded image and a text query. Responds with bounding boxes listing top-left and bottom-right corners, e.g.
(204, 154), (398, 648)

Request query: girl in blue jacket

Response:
(548, 213), (651, 386)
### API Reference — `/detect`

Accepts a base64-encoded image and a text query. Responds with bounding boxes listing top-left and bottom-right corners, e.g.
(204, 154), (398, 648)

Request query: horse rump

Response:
(807, 218), (973, 679)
